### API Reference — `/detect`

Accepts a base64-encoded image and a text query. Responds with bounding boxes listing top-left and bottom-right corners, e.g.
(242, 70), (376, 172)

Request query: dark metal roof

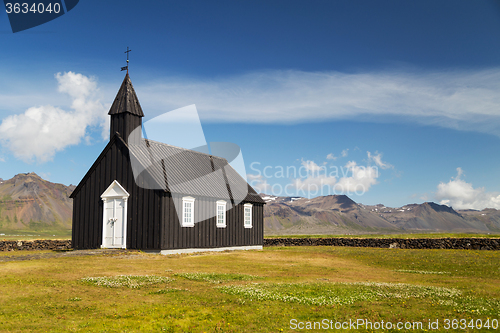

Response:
(212, 157), (263, 204)
(129, 139), (265, 204)
(108, 73), (145, 117)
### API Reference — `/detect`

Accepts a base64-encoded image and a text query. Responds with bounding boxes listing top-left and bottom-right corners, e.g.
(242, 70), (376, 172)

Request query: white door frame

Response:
(100, 180), (130, 249)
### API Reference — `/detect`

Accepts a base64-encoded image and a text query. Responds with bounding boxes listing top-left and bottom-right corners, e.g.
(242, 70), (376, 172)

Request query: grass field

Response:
(0, 246), (499, 332)
(0, 229), (71, 240)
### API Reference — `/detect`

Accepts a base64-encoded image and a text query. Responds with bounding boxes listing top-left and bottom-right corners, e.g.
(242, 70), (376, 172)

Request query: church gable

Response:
(70, 134), (129, 199)
(101, 180), (130, 199)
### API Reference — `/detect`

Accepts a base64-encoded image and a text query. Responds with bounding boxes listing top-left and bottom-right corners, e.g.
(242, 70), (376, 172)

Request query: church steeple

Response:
(108, 73), (144, 145)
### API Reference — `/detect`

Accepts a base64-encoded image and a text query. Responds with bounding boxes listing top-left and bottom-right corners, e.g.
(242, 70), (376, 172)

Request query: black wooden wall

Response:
(160, 194), (264, 250)
(72, 136), (162, 250)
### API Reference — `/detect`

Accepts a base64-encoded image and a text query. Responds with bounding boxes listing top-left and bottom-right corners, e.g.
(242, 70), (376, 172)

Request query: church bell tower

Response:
(108, 73), (144, 145)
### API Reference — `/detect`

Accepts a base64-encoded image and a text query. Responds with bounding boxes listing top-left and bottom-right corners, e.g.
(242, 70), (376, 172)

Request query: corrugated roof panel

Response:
(128, 139), (253, 201)
(212, 156), (265, 204)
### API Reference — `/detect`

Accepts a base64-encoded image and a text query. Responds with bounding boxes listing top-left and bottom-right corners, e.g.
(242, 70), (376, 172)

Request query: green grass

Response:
(174, 272), (260, 284)
(0, 247), (499, 332)
(0, 229), (71, 240)
(218, 281), (463, 306)
(81, 275), (174, 288)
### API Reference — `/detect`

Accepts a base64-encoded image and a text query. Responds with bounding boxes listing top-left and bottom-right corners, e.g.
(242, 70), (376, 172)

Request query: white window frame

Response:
(244, 203), (253, 228)
(216, 200), (227, 228)
(182, 196), (195, 227)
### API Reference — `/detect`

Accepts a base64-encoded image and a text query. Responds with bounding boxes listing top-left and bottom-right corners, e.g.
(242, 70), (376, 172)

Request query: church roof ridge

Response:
(108, 73), (145, 117)
(141, 138), (228, 162)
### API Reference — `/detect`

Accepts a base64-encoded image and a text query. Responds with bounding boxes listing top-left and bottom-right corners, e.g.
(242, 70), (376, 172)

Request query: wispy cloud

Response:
(0, 72), (107, 163)
(326, 153), (337, 160)
(367, 151), (393, 170)
(436, 168), (500, 209)
(140, 68), (500, 136)
(327, 149), (350, 161)
(247, 174), (270, 193)
(300, 159), (326, 174)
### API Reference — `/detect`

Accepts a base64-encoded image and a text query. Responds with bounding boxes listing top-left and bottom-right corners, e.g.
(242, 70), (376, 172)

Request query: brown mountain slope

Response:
(0, 173), (74, 230)
(379, 202), (489, 231)
(458, 209), (500, 232)
(264, 194), (498, 235)
(363, 202), (492, 232)
(264, 195), (398, 235)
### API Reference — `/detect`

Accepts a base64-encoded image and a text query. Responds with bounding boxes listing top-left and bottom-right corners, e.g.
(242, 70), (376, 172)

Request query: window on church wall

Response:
(216, 200), (227, 228)
(182, 197), (195, 227)
(244, 203), (252, 228)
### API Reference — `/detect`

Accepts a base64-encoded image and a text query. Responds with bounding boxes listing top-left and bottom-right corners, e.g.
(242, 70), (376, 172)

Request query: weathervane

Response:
(121, 47), (131, 73)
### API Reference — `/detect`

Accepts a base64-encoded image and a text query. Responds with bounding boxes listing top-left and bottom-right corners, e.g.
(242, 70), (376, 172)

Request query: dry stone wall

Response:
(264, 237), (500, 250)
(0, 240), (72, 251)
(0, 238), (499, 251)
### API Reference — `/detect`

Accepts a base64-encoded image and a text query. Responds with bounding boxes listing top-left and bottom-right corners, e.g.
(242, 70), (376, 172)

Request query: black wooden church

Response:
(70, 74), (265, 253)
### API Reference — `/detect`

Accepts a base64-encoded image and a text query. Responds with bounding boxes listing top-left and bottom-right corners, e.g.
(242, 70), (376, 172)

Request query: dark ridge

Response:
(425, 202), (462, 217)
(335, 195), (357, 209)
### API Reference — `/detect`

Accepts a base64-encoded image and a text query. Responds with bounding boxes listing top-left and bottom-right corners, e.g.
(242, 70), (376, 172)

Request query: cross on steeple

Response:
(121, 47), (132, 73)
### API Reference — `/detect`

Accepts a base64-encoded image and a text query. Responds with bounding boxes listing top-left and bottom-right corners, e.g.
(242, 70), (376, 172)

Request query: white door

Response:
(103, 198), (125, 248)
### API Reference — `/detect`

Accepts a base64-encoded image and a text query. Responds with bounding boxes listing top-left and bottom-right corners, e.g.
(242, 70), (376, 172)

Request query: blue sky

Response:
(0, 0), (500, 209)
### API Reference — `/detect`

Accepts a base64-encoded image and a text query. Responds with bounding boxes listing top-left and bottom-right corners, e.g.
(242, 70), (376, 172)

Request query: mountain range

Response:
(263, 194), (500, 235)
(0, 173), (499, 235)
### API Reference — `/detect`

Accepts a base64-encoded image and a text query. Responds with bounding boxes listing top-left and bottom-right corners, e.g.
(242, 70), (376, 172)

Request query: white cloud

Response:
(367, 151), (393, 169)
(301, 159), (326, 174)
(292, 174), (338, 190)
(334, 161), (379, 194)
(291, 160), (379, 196)
(247, 174), (270, 193)
(436, 168), (500, 209)
(0, 72), (107, 163)
(326, 153), (337, 160)
(39, 172), (51, 181)
(327, 149), (351, 161)
(139, 68), (500, 137)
